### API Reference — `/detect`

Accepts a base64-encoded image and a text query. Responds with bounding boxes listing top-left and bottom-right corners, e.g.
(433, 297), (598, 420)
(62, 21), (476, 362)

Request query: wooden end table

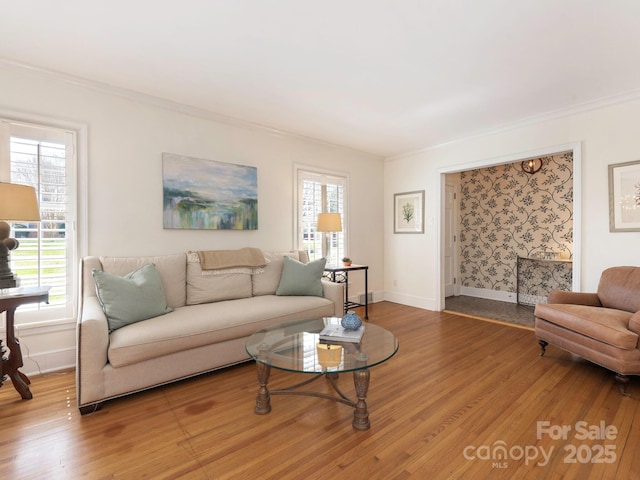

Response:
(0, 286), (50, 400)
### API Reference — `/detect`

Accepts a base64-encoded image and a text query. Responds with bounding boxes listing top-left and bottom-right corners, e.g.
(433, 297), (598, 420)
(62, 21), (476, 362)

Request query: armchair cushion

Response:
(547, 290), (601, 306)
(535, 303), (637, 350)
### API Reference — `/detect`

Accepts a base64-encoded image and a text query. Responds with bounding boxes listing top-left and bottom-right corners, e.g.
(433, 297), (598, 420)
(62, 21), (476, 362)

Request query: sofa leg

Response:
(614, 374), (631, 397)
(538, 339), (548, 356)
(79, 402), (103, 415)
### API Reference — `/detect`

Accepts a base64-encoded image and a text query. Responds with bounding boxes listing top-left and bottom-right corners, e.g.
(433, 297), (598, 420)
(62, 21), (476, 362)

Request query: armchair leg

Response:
(614, 374), (631, 397)
(538, 339), (548, 356)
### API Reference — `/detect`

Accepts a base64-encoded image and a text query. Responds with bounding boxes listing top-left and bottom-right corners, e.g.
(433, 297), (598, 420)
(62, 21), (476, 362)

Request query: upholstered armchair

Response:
(534, 266), (640, 395)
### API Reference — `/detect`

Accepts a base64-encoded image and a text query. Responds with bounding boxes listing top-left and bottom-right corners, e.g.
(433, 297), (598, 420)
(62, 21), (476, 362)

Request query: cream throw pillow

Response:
(252, 251), (301, 296)
(186, 253), (252, 305)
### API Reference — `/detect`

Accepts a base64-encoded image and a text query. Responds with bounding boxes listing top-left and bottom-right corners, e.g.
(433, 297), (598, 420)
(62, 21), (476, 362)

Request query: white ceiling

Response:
(2, 1), (640, 157)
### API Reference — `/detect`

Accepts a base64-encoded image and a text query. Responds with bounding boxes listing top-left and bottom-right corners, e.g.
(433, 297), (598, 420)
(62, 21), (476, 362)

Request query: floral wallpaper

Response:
(457, 152), (573, 299)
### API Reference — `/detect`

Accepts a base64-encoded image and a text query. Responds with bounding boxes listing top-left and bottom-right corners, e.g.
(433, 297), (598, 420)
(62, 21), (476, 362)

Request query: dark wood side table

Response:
(1, 286), (50, 400)
(323, 264), (369, 319)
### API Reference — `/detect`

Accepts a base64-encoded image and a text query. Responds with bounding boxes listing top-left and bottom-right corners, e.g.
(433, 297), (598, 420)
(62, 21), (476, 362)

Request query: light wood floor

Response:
(1, 302), (639, 479)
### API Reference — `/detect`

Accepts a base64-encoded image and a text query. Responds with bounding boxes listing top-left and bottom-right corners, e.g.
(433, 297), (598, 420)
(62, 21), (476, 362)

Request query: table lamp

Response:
(0, 183), (40, 288)
(316, 212), (342, 265)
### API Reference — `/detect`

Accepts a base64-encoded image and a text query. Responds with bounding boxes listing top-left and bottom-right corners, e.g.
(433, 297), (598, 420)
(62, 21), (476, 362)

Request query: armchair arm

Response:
(321, 280), (345, 317)
(628, 311), (640, 337)
(547, 290), (602, 306)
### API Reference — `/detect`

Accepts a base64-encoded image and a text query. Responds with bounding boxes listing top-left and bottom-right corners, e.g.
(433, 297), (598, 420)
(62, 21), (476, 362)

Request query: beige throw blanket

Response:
(196, 247), (267, 270)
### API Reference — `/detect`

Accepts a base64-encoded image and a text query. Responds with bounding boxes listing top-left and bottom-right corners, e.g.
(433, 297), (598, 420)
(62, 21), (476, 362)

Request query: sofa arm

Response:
(546, 290), (602, 306)
(76, 296), (110, 405)
(322, 280), (345, 317)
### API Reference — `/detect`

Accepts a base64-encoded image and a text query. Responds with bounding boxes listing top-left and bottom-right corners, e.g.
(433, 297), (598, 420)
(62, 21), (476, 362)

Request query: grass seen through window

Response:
(11, 237), (67, 306)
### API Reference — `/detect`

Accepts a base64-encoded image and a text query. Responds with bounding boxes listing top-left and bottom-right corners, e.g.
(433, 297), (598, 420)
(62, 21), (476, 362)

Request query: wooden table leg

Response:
(0, 339), (5, 386)
(352, 365), (371, 430)
(351, 351), (371, 430)
(254, 361), (272, 414)
(3, 307), (32, 399)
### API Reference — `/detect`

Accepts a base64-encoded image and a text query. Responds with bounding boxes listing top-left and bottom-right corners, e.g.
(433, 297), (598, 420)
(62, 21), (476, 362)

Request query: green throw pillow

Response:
(276, 256), (326, 296)
(92, 263), (173, 331)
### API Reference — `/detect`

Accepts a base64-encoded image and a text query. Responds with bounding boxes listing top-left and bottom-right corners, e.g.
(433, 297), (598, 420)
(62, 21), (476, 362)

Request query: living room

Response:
(2, 2), (640, 479)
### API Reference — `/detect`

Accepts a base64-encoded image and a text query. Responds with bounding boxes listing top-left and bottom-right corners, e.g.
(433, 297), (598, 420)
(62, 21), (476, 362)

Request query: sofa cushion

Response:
(252, 251), (300, 296)
(186, 253), (252, 305)
(100, 254), (186, 308)
(93, 264), (173, 332)
(276, 256), (326, 296)
(535, 303), (637, 350)
(107, 294), (335, 367)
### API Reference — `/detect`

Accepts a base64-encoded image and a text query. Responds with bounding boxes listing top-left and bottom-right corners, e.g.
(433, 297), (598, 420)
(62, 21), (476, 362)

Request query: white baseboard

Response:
(457, 286), (517, 304)
(10, 320), (77, 376)
(21, 347), (76, 376)
(383, 291), (437, 311)
(348, 291), (383, 306)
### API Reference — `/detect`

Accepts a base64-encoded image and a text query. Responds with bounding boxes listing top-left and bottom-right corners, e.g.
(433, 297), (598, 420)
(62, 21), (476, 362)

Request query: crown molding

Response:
(386, 88), (640, 162)
(0, 57), (381, 159)
(6, 56), (637, 162)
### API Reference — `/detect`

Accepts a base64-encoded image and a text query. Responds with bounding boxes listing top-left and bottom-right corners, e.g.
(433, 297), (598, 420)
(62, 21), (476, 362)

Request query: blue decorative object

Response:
(341, 310), (362, 330)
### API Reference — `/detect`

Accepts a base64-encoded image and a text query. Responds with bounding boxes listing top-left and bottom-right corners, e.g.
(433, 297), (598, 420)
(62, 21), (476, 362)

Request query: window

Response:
(296, 167), (347, 263)
(1, 120), (78, 324)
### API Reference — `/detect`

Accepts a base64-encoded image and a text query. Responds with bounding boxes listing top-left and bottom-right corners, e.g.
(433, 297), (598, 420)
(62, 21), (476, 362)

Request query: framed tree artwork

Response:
(394, 190), (424, 233)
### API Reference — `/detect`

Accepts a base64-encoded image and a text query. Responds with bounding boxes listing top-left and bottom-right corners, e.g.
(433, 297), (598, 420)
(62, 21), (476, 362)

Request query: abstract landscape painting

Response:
(162, 153), (258, 230)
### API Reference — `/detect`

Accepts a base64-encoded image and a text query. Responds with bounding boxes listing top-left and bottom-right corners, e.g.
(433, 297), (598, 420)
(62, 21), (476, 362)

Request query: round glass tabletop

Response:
(245, 317), (399, 374)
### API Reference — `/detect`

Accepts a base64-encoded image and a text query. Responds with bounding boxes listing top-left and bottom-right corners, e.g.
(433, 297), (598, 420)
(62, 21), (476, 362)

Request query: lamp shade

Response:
(317, 213), (342, 232)
(0, 183), (41, 221)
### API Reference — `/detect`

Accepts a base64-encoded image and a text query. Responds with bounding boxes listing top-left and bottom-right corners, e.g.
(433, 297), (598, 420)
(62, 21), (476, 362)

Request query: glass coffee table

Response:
(245, 317), (398, 430)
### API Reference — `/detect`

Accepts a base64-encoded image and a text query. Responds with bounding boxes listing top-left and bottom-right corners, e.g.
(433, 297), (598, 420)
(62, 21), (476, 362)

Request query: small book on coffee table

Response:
(319, 325), (365, 343)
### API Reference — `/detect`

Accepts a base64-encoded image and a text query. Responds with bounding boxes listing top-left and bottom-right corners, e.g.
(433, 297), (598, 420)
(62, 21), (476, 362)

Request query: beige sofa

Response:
(534, 266), (640, 394)
(77, 250), (344, 414)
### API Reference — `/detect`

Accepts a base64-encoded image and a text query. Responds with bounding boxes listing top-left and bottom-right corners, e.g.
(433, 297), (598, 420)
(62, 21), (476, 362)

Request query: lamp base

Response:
(0, 241), (18, 288)
(0, 274), (17, 289)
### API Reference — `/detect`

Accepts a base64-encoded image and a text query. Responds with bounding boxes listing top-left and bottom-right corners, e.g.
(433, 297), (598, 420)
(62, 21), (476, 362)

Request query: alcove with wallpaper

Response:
(445, 152), (573, 322)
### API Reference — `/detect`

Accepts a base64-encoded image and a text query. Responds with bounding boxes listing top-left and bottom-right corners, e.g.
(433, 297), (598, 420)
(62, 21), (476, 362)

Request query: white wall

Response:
(0, 62), (385, 375)
(384, 98), (640, 310)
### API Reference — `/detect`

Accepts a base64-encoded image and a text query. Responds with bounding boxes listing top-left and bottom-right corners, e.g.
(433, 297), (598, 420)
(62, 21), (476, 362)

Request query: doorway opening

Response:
(436, 143), (582, 319)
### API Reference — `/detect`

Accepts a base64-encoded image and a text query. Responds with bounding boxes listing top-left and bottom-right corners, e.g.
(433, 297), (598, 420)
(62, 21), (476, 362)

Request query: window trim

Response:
(1, 109), (88, 327)
(293, 164), (350, 259)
